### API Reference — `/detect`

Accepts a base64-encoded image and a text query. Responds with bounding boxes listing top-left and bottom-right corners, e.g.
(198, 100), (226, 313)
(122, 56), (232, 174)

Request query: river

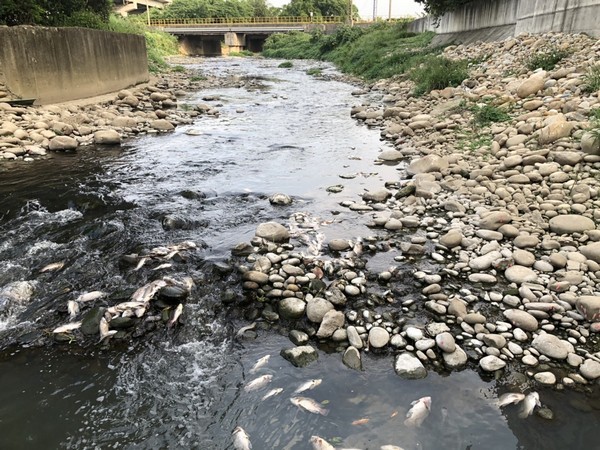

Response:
(0, 57), (598, 450)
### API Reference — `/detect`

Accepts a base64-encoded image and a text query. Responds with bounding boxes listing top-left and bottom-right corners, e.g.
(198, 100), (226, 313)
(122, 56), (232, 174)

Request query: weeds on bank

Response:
(526, 48), (569, 71)
(471, 103), (511, 126)
(171, 65), (186, 73)
(278, 61), (294, 68)
(583, 65), (600, 93)
(190, 75), (207, 82)
(306, 68), (322, 76)
(456, 129), (493, 154)
(229, 50), (254, 57)
(410, 56), (469, 96)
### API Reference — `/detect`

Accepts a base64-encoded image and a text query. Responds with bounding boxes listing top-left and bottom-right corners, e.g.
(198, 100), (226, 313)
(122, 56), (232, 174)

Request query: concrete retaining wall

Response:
(408, 0), (600, 45)
(0, 26), (149, 104)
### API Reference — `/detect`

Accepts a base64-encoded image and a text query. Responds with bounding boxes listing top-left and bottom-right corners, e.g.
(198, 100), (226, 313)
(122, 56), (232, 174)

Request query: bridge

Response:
(149, 16), (346, 55)
(115, 0), (172, 17)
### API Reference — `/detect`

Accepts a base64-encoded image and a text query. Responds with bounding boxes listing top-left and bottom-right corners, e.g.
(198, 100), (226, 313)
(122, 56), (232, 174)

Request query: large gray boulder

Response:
(255, 222), (290, 243)
(280, 345), (318, 367)
(49, 136), (78, 151)
(394, 353), (427, 379)
(93, 130), (121, 145)
(549, 215), (595, 234)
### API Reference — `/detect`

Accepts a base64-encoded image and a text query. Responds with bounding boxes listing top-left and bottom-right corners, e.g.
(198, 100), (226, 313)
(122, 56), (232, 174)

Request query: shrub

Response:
(278, 61), (293, 68)
(306, 68), (322, 76)
(472, 104), (510, 126)
(526, 48), (570, 71)
(410, 56), (468, 96)
(583, 65), (600, 93)
(171, 65), (186, 73)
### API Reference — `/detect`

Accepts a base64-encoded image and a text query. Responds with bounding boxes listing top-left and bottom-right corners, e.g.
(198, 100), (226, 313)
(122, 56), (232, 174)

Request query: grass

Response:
(278, 61), (294, 68)
(583, 65), (600, 93)
(171, 65), (186, 73)
(590, 108), (600, 122)
(190, 75), (207, 82)
(526, 48), (569, 71)
(471, 103), (511, 126)
(306, 68), (322, 76)
(409, 56), (468, 96)
(228, 50), (254, 57)
(456, 130), (493, 153)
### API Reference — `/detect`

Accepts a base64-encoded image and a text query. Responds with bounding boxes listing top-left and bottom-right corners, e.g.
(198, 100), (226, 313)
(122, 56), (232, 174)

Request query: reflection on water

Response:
(0, 58), (599, 449)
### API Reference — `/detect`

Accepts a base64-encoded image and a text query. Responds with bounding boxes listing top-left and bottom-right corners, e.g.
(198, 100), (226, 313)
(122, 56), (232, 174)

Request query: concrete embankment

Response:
(0, 26), (149, 104)
(409, 0), (600, 45)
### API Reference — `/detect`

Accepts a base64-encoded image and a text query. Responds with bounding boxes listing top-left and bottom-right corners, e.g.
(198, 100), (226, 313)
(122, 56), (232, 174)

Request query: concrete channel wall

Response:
(0, 26), (149, 104)
(408, 0), (600, 45)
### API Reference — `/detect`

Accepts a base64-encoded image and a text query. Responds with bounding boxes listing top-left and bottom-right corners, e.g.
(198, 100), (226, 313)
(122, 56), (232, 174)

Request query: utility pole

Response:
(348, 0), (354, 25)
(147, 4), (151, 26)
(388, 0), (392, 20)
(373, 0), (377, 21)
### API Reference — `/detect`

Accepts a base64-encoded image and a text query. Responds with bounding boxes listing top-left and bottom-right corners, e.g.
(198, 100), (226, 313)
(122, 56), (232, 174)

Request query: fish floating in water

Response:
(244, 374), (272, 392)
(53, 321), (82, 334)
(310, 436), (335, 450)
(67, 300), (80, 320)
(294, 379), (322, 394)
(232, 426), (251, 450)
(404, 396), (431, 427)
(98, 317), (117, 343)
(167, 303), (183, 328)
(236, 322), (256, 338)
(497, 392), (525, 407)
(131, 279), (167, 304)
(351, 417), (370, 426)
(249, 355), (270, 374)
(290, 396), (329, 416)
(261, 388), (283, 401)
(76, 291), (106, 303)
(40, 262), (65, 273)
(518, 392), (541, 418)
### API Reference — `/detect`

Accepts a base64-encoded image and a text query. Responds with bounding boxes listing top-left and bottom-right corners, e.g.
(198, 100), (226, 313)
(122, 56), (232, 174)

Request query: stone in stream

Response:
(504, 265), (537, 284)
(443, 345), (468, 369)
(93, 130), (121, 145)
(278, 297), (306, 320)
(289, 330), (309, 345)
(368, 327), (390, 348)
(49, 136), (78, 151)
(150, 119), (175, 131)
(394, 353), (427, 379)
(435, 332), (456, 353)
(306, 297), (334, 323)
(549, 215), (595, 234)
(479, 355), (506, 372)
(503, 309), (539, 331)
(255, 222), (289, 243)
(316, 310), (345, 338)
(280, 345), (318, 367)
(268, 193), (292, 206)
(579, 359), (600, 380)
(532, 332), (570, 360)
(343, 346), (362, 371)
(575, 296), (600, 321)
(579, 242), (600, 264)
(81, 306), (106, 336)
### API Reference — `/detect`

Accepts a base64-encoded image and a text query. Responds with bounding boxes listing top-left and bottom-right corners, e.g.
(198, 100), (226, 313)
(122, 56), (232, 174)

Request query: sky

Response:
(268, 0), (425, 20)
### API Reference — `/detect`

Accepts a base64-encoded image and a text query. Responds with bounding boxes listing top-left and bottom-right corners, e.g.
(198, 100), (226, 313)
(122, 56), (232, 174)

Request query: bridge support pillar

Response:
(223, 32), (246, 54)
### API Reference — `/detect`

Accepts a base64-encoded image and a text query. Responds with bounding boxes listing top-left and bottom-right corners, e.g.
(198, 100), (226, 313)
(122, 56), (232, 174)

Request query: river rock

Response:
(278, 298), (306, 320)
(576, 296), (600, 321)
(394, 353), (427, 379)
(316, 310), (345, 338)
(435, 332), (456, 353)
(306, 297), (334, 323)
(532, 332), (569, 359)
(580, 131), (600, 155)
(407, 154), (448, 175)
(378, 149), (404, 161)
(517, 75), (545, 98)
(440, 231), (463, 248)
(328, 239), (351, 251)
(580, 359), (600, 379)
(80, 306), (106, 336)
(448, 299), (467, 318)
(443, 345), (468, 369)
(369, 327), (390, 348)
(538, 120), (573, 144)
(549, 215), (595, 234)
(347, 326), (363, 349)
(363, 189), (391, 202)
(479, 211), (512, 230)
(479, 355), (506, 371)
(49, 136), (78, 151)
(343, 346), (362, 371)
(243, 271), (269, 285)
(150, 119), (175, 131)
(579, 242), (600, 263)
(505, 265), (537, 284)
(534, 371), (557, 385)
(483, 334), (506, 349)
(503, 309), (539, 331)
(289, 330), (309, 345)
(93, 130), (121, 145)
(255, 222), (289, 243)
(280, 345), (318, 367)
(269, 193), (292, 205)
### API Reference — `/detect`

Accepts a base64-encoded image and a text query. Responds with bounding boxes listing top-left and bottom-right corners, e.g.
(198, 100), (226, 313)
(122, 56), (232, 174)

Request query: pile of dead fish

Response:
(51, 241), (197, 344)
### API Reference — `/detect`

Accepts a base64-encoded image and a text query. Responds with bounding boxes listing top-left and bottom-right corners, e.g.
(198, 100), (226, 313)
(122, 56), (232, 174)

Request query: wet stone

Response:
(394, 353), (427, 379)
(289, 330), (309, 345)
(280, 345), (318, 367)
(480, 355), (506, 371)
(81, 307), (106, 336)
(343, 346), (362, 371)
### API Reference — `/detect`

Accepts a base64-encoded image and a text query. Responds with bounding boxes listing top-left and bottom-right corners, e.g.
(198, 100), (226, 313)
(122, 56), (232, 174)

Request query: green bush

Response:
(229, 50), (254, 57)
(526, 48), (569, 71)
(410, 56), (468, 96)
(62, 10), (107, 29)
(306, 68), (322, 76)
(263, 32), (322, 60)
(171, 65), (186, 73)
(589, 108), (600, 122)
(278, 61), (294, 68)
(583, 65), (600, 93)
(471, 103), (510, 126)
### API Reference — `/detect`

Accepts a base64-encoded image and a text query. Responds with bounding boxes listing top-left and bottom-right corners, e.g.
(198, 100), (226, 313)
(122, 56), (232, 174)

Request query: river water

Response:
(0, 58), (599, 450)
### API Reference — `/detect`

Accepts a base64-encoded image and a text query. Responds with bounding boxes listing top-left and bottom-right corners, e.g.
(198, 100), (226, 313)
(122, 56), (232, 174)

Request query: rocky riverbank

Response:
(233, 32), (600, 390)
(0, 64), (268, 162)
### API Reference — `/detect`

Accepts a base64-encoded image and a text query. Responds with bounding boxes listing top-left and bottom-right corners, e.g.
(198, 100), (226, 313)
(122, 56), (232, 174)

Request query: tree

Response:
(154, 0), (255, 19)
(0, 0), (44, 25)
(0, 0), (112, 26)
(414, 0), (475, 18)
(281, 0), (353, 18)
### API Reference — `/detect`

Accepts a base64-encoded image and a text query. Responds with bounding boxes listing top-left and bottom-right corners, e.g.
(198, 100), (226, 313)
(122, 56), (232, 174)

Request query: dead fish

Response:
(67, 300), (79, 320)
(232, 426), (251, 450)
(131, 279), (167, 303)
(134, 257), (149, 271)
(261, 388), (283, 401)
(98, 317), (117, 343)
(294, 379), (322, 394)
(518, 392), (541, 418)
(244, 374), (272, 392)
(310, 435), (335, 450)
(107, 301), (147, 314)
(167, 303), (183, 328)
(53, 321), (82, 334)
(381, 446), (405, 450)
(352, 417), (370, 426)
(249, 355), (270, 374)
(290, 397), (329, 416)
(236, 322), (256, 338)
(404, 396), (431, 427)
(40, 262), (64, 273)
(153, 263), (173, 271)
(76, 291), (106, 303)
(497, 392), (526, 407)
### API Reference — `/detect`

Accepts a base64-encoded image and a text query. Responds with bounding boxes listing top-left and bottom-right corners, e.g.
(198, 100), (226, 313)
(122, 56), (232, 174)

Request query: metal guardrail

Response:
(149, 16), (345, 27)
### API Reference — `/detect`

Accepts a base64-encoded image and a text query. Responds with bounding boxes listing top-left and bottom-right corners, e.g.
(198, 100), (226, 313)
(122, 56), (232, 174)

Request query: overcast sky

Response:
(268, 0), (425, 20)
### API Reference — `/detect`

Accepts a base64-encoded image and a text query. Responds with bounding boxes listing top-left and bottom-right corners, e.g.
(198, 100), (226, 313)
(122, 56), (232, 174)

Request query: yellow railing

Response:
(149, 16), (345, 27)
